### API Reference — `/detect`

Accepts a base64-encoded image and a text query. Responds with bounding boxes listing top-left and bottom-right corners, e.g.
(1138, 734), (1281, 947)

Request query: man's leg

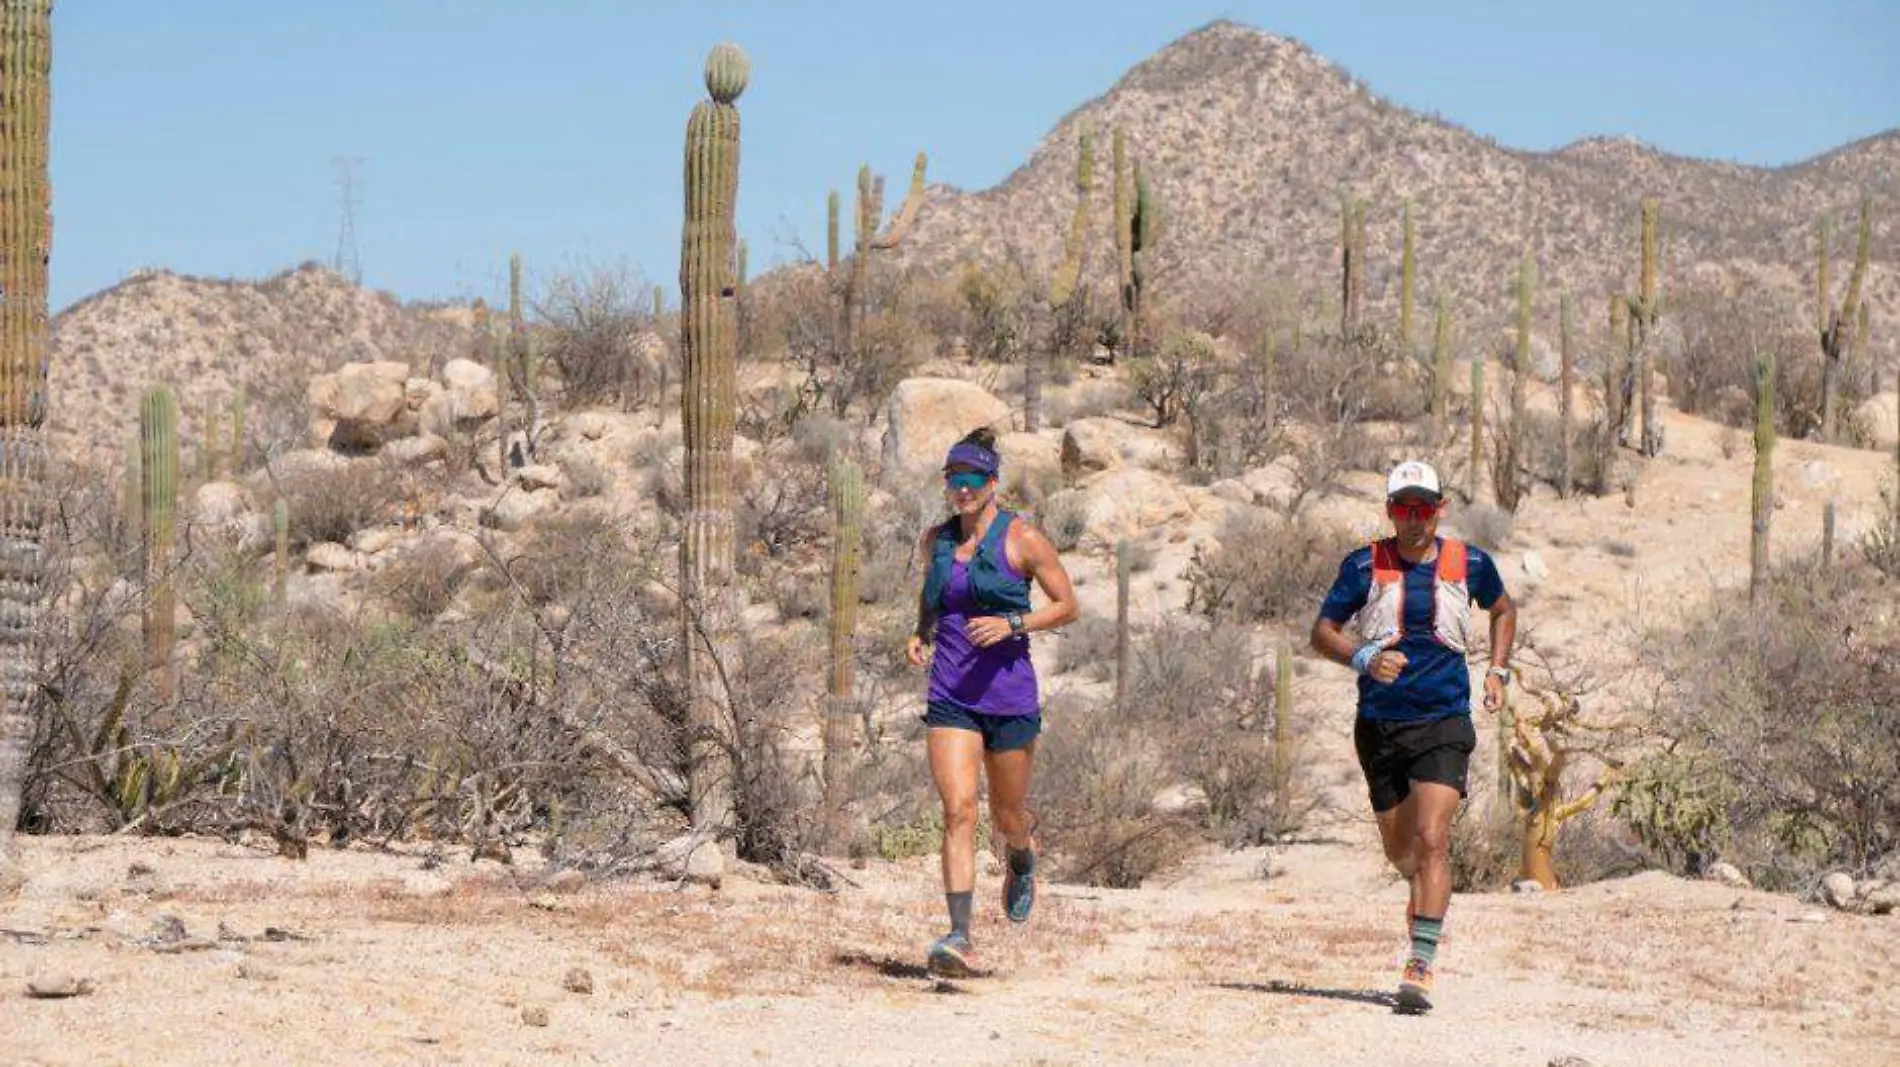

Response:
(1396, 780), (1461, 1010)
(1374, 804), (1418, 880)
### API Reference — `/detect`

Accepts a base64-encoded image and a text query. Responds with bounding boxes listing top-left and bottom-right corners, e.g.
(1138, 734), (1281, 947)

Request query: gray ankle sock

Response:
(946, 891), (973, 939)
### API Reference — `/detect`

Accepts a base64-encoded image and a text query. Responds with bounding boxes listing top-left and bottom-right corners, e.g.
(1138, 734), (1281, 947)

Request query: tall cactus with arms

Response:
(0, 0), (53, 878)
(140, 387), (179, 702)
(679, 43), (747, 836)
(821, 457), (864, 852)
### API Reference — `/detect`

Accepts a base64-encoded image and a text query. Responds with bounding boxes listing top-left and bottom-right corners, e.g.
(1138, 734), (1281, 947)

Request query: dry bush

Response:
(1447, 501), (1513, 553)
(1618, 558), (1900, 890)
(1054, 616), (1118, 681)
(1036, 692), (1198, 888)
(1184, 511), (1359, 624)
(536, 263), (660, 408)
(1664, 283), (1839, 439)
(375, 537), (476, 620)
(1449, 807), (1518, 892)
(1036, 490), (1091, 552)
(275, 457), (407, 548)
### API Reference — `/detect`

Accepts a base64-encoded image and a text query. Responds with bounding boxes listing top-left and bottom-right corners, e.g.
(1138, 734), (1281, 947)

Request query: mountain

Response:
(897, 21), (1897, 350)
(48, 264), (474, 467)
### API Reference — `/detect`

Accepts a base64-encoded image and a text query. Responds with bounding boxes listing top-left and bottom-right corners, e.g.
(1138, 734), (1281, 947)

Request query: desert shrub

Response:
(1036, 692), (1198, 888)
(1449, 808), (1519, 892)
(1448, 501), (1513, 553)
(375, 537), (475, 620)
(274, 457), (407, 548)
(560, 451), (612, 499)
(1618, 560), (1900, 889)
(1663, 283), (1835, 438)
(1037, 490), (1091, 552)
(537, 263), (658, 408)
(1054, 616), (1118, 681)
(1184, 512), (1359, 624)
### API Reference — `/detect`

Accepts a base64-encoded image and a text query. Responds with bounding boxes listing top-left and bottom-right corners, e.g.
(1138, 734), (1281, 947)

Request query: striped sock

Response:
(1409, 914), (1444, 967)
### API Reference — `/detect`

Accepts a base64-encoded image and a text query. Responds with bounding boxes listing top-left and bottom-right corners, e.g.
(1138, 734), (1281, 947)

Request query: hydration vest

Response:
(1349, 538), (1473, 653)
(921, 511), (1033, 615)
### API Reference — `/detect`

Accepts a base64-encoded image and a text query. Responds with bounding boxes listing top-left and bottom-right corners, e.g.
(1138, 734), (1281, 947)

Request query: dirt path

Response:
(4, 827), (1894, 1066)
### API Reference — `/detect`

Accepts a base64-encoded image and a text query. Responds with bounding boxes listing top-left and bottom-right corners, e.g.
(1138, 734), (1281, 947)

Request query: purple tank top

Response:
(927, 558), (1040, 716)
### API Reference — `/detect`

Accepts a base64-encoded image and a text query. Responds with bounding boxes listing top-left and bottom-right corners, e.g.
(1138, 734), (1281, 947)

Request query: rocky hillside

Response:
(48, 264), (475, 466)
(897, 21), (1898, 349)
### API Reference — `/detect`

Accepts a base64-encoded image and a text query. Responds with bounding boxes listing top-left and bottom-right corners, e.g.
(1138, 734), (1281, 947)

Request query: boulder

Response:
(305, 542), (360, 572)
(1065, 469), (1193, 547)
(655, 834), (723, 888)
(384, 433), (449, 467)
(482, 489), (553, 532)
(310, 361), (412, 450)
(1060, 417), (1128, 478)
(881, 378), (1010, 481)
(515, 464), (566, 493)
(1705, 861), (1751, 890)
(1855, 391), (1898, 452)
(997, 432), (1062, 505)
(1821, 871), (1856, 909)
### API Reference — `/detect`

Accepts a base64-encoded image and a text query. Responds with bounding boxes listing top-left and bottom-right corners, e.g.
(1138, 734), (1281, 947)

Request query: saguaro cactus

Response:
(1126, 158), (1158, 359)
(1036, 128), (1094, 433)
(871, 152), (927, 252)
(1271, 642), (1295, 831)
(1631, 199), (1661, 456)
(821, 457), (864, 852)
(1468, 357), (1484, 503)
(140, 386), (179, 701)
(1431, 295), (1450, 436)
(1112, 129), (1132, 360)
(1399, 200), (1416, 353)
(1558, 293), (1575, 498)
(1497, 254), (1535, 512)
(1339, 196), (1367, 339)
(0, 0), (52, 875)
(679, 42), (747, 834)
(1818, 197), (1871, 444)
(1114, 538), (1131, 709)
(825, 189), (839, 273)
(1750, 344), (1775, 603)
(272, 498), (289, 614)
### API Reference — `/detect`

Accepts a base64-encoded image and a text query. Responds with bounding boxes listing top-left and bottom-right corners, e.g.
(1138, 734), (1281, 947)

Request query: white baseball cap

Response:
(1386, 460), (1442, 500)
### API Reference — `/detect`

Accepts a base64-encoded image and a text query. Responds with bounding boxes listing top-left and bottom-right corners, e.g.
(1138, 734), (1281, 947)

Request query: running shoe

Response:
(1002, 850), (1037, 923)
(926, 932), (975, 978)
(1396, 956), (1434, 1013)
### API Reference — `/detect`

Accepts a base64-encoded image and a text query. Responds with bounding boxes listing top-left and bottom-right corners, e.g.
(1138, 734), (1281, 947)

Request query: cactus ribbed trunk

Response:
(1339, 197), (1365, 339)
(1750, 345), (1776, 604)
(1818, 198), (1871, 445)
(1399, 200), (1415, 353)
(1635, 199), (1659, 456)
(821, 458), (864, 853)
(0, 0), (53, 870)
(1271, 642), (1294, 831)
(1114, 538), (1131, 709)
(1431, 295), (1450, 438)
(679, 44), (747, 835)
(1499, 254), (1534, 512)
(825, 189), (839, 274)
(1822, 500), (1836, 570)
(1113, 128), (1132, 361)
(1128, 160), (1155, 360)
(272, 498), (289, 614)
(141, 387), (178, 702)
(1468, 357), (1484, 503)
(1605, 293), (1629, 476)
(1558, 292), (1574, 499)
(870, 152), (926, 251)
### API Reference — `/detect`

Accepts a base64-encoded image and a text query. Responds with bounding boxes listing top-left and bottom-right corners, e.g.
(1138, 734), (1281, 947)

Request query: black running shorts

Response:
(1353, 714), (1477, 812)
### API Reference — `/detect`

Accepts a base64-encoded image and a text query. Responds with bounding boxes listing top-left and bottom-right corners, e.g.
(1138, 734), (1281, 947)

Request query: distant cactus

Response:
(1037, 129), (1094, 433)
(1497, 254), (1534, 512)
(1751, 344), (1776, 603)
(1558, 292), (1574, 498)
(679, 42), (748, 833)
(1115, 538), (1132, 709)
(1818, 197), (1871, 444)
(1431, 295), (1450, 436)
(140, 386), (179, 701)
(1399, 199), (1416, 352)
(273, 498), (289, 613)
(1128, 160), (1159, 359)
(1113, 128), (1132, 359)
(1468, 356), (1484, 502)
(200, 399), (220, 481)
(229, 389), (248, 473)
(1633, 199), (1661, 456)
(825, 189), (840, 273)
(821, 457), (864, 852)
(1604, 293), (1630, 477)
(871, 151), (927, 251)
(1823, 500), (1837, 569)
(1339, 196), (1367, 339)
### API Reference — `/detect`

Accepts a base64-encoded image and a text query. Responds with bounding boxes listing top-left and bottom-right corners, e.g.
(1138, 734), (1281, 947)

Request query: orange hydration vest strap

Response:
(1367, 538), (1468, 638)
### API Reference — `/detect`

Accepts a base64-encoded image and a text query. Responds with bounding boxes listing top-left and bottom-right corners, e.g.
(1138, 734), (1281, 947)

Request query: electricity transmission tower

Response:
(331, 155), (365, 285)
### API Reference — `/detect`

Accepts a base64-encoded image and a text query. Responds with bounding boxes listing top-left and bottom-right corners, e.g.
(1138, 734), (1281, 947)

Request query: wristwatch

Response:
(1486, 665), (1512, 685)
(1006, 612), (1027, 637)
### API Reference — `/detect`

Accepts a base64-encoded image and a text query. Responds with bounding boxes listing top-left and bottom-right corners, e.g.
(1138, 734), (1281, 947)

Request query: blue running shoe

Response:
(1002, 849), (1036, 923)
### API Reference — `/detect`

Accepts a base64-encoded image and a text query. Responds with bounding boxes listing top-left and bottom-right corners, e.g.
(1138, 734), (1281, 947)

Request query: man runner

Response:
(1310, 460), (1516, 1013)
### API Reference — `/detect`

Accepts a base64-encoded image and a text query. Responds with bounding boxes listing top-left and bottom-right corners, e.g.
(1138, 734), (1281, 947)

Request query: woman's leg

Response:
(928, 726), (986, 921)
(983, 740), (1038, 853)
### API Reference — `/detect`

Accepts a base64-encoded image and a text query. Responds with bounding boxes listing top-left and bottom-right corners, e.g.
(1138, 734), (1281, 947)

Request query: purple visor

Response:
(942, 441), (1000, 476)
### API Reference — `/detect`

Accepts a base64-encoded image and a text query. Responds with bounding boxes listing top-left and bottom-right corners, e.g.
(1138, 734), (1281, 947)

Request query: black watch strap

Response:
(1007, 612), (1026, 636)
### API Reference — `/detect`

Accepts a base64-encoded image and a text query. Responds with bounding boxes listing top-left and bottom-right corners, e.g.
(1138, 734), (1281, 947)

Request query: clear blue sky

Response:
(48, 0), (1898, 314)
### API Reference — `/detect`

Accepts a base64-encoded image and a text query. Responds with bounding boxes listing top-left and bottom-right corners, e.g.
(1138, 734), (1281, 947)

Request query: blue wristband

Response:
(1351, 643), (1382, 675)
